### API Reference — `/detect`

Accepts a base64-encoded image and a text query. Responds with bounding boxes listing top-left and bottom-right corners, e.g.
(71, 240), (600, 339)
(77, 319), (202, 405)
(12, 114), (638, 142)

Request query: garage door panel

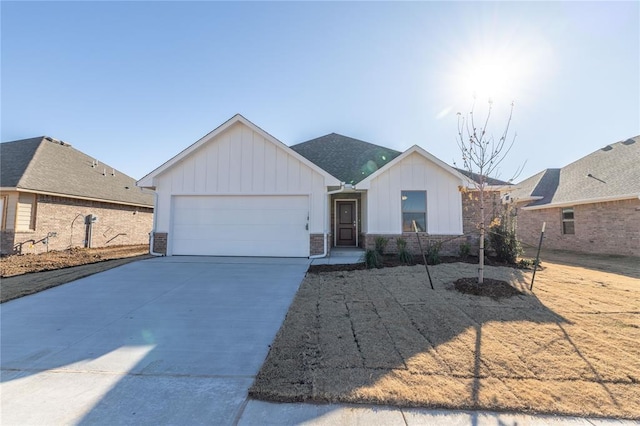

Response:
(171, 195), (310, 257)
(174, 210), (306, 227)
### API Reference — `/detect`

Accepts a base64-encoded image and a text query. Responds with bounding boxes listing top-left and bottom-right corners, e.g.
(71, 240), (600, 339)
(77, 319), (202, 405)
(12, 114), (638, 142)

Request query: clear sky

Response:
(2, 1), (638, 182)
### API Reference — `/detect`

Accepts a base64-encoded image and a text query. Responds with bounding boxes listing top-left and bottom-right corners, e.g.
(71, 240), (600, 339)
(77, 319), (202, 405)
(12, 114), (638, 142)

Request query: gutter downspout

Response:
(148, 190), (165, 257)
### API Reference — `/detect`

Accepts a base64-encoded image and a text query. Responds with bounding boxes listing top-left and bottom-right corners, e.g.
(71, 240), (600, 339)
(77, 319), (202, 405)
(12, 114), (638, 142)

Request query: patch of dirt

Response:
(453, 277), (525, 300)
(0, 245), (151, 303)
(1, 244), (149, 277)
(251, 259), (640, 419)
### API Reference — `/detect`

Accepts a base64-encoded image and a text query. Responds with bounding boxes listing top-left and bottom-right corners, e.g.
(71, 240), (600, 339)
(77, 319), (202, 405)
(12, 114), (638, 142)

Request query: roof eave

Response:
(14, 188), (154, 209)
(522, 193), (640, 210)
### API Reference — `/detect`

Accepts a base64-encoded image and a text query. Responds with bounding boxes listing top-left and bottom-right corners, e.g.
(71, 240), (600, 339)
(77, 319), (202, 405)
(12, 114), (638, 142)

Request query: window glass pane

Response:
(402, 213), (426, 232)
(401, 191), (426, 212)
(562, 208), (574, 220)
(562, 221), (575, 235)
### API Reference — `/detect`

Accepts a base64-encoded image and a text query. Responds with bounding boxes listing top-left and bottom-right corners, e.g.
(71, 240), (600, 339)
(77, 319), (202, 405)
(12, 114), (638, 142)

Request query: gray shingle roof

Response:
(290, 133), (506, 187)
(290, 133), (402, 184)
(509, 136), (640, 207)
(1, 137), (153, 207)
(453, 168), (510, 186)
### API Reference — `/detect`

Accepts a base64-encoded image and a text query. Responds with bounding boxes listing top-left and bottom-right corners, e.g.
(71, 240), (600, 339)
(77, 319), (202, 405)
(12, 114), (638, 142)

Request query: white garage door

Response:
(171, 195), (310, 257)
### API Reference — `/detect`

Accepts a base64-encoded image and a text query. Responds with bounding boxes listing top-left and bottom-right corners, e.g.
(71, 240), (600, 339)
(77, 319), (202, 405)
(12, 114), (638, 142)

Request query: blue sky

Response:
(2, 1), (638, 182)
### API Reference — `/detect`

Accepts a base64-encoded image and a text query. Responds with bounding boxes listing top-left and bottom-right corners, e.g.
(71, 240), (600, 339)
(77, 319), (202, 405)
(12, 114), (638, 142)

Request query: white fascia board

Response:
(357, 145), (472, 190)
(522, 193), (640, 210)
(0, 187), (18, 192)
(136, 114), (341, 189)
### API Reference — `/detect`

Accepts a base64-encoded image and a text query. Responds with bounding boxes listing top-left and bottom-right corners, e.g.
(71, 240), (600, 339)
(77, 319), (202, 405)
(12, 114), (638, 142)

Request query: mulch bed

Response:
(453, 277), (526, 300)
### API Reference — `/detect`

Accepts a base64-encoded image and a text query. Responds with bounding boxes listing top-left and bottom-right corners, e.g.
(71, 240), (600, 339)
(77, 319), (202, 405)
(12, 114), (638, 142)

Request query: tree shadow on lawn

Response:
(522, 247), (640, 280)
(250, 262), (640, 419)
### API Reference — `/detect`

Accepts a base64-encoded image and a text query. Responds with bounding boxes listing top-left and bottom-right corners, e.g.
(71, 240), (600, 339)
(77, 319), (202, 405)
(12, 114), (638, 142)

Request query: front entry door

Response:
(336, 201), (357, 246)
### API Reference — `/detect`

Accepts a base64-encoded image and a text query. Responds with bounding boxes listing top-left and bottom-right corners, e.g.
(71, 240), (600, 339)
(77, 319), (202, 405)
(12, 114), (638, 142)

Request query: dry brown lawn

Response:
(0, 245), (151, 303)
(250, 255), (640, 419)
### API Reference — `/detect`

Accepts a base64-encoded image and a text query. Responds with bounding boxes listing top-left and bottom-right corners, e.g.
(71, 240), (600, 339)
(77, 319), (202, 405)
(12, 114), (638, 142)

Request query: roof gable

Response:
(509, 136), (640, 208)
(290, 133), (401, 184)
(357, 145), (472, 189)
(138, 114), (340, 188)
(0, 137), (153, 207)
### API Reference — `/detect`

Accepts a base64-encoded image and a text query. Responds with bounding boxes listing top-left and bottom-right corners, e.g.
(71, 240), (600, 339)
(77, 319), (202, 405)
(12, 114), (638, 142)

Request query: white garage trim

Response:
(170, 195), (310, 257)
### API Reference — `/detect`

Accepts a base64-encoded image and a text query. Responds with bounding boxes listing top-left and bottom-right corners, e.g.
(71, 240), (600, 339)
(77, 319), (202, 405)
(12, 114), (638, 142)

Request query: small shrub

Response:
(459, 242), (471, 259)
(425, 241), (442, 265)
(489, 215), (522, 264)
(396, 238), (413, 265)
(517, 258), (541, 270)
(365, 249), (382, 269)
(374, 236), (388, 255)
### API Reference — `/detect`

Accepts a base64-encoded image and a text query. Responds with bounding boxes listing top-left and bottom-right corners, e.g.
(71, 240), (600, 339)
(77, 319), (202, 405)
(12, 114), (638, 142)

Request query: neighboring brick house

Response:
(0, 136), (154, 255)
(503, 136), (640, 257)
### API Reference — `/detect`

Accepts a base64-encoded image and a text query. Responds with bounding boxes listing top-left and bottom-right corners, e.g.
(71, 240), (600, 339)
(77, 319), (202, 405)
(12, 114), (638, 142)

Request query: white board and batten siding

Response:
(153, 121), (328, 256)
(366, 152), (463, 235)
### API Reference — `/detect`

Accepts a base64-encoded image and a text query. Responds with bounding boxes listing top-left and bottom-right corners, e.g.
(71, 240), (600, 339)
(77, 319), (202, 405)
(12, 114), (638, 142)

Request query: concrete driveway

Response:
(1, 256), (309, 425)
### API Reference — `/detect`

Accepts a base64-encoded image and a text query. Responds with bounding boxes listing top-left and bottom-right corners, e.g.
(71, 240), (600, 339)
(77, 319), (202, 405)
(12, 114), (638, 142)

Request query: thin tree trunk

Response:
(478, 188), (485, 284)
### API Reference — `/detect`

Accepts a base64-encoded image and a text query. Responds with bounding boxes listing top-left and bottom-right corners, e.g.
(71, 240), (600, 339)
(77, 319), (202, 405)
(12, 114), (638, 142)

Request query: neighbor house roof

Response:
(1, 136), (153, 207)
(507, 136), (640, 209)
(290, 133), (402, 184)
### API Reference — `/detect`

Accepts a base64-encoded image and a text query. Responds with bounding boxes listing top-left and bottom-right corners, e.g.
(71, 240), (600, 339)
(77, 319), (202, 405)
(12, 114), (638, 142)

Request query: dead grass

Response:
(0, 245), (151, 303)
(250, 260), (640, 419)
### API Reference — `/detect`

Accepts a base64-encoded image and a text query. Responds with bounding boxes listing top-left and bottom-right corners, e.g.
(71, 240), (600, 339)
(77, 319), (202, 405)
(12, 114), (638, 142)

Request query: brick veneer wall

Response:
(152, 232), (168, 255)
(1, 231), (14, 255)
(10, 194), (153, 255)
(310, 233), (325, 256)
(461, 189), (502, 236)
(514, 198), (640, 257)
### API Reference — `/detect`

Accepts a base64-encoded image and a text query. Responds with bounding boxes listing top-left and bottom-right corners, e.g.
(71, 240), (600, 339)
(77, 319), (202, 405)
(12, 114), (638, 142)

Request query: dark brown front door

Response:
(336, 201), (356, 246)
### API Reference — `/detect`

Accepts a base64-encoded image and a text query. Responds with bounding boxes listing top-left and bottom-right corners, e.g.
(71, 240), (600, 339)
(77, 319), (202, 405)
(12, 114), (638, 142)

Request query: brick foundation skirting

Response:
(152, 232), (168, 255)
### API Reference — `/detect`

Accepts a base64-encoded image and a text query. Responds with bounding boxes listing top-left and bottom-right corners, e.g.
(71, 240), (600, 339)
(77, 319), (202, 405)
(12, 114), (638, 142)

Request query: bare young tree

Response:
(456, 98), (520, 284)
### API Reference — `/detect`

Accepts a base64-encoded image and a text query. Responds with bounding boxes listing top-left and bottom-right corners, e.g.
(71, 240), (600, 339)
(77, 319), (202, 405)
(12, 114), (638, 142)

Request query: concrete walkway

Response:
(237, 400), (636, 425)
(311, 247), (364, 265)
(1, 256), (635, 425)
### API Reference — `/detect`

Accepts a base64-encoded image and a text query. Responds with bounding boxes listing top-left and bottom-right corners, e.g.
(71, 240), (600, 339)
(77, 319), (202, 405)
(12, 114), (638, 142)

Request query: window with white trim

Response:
(401, 191), (426, 232)
(562, 207), (574, 235)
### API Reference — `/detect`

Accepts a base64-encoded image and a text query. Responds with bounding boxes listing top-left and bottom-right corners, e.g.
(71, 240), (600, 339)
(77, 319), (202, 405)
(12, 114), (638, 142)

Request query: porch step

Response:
(330, 248), (365, 257)
(310, 247), (365, 265)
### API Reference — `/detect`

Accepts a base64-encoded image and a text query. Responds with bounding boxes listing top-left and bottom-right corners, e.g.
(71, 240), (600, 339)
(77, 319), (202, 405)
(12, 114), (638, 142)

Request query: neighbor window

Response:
(401, 191), (426, 232)
(562, 207), (574, 235)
